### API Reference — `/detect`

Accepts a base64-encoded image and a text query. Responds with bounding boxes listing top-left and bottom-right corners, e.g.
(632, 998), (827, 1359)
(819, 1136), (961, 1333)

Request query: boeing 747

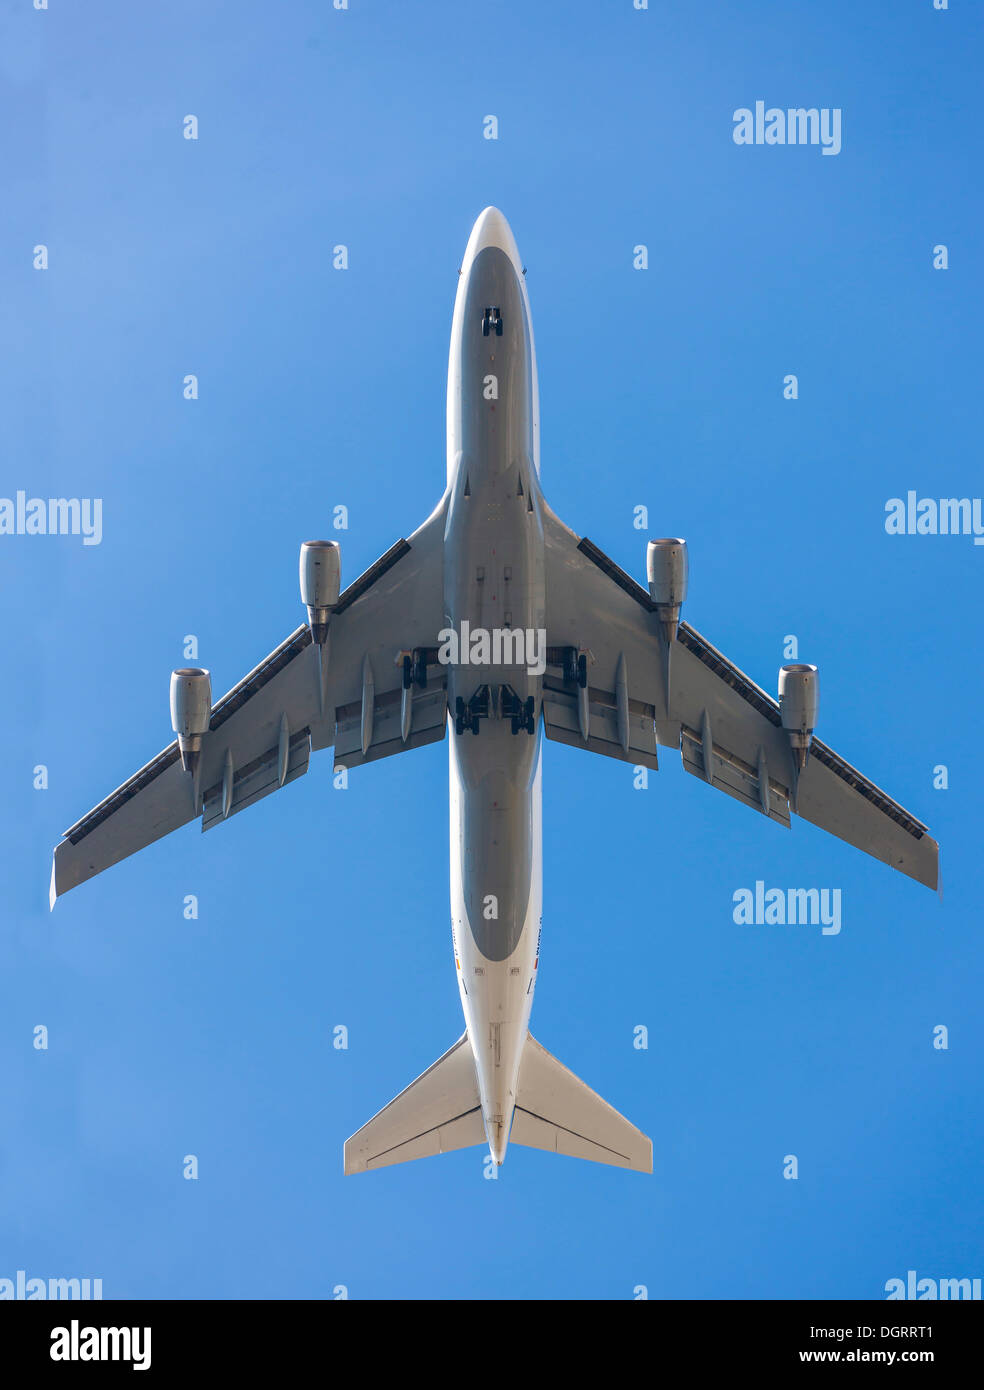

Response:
(51, 208), (939, 1174)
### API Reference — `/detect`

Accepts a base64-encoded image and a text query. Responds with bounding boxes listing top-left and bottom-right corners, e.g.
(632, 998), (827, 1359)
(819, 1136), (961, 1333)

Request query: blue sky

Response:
(1, 0), (981, 1299)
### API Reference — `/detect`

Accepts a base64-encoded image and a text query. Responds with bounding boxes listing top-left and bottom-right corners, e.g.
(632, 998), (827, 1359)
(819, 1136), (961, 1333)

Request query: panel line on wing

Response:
(576, 537), (655, 612)
(677, 623), (928, 840)
(63, 627), (315, 845)
(64, 745), (182, 844)
(366, 1107), (484, 1167)
(809, 738), (929, 838)
(333, 539), (411, 614)
(512, 1105), (633, 1163)
(201, 728), (311, 808)
(677, 622), (783, 727)
(210, 626), (312, 731)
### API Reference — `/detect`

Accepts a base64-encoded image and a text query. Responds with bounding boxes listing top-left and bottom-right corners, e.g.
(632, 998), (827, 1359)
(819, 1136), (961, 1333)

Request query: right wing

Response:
(51, 498), (450, 903)
(541, 503), (939, 891)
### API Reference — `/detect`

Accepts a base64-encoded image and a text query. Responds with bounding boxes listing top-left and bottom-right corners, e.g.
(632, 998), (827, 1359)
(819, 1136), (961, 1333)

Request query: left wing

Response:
(541, 504), (939, 891)
(52, 499), (450, 902)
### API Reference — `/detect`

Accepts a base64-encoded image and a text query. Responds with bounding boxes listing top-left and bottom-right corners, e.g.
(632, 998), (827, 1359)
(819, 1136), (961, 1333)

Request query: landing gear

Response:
(455, 687), (489, 735)
(501, 687), (536, 735)
(482, 306), (503, 337)
(557, 646), (587, 688)
(403, 649), (431, 690)
(454, 685), (534, 735)
(413, 650), (428, 689)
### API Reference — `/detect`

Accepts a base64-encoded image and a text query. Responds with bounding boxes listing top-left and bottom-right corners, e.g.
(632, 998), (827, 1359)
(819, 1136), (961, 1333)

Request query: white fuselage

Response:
(444, 210), (544, 1163)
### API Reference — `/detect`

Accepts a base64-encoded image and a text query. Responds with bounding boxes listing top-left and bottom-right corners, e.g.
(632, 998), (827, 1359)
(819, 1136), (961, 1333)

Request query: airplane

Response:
(50, 207), (939, 1176)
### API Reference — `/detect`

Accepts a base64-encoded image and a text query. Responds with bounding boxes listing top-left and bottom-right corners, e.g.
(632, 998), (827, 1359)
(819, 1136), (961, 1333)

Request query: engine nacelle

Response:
(779, 663), (819, 770)
(299, 540), (341, 645)
(647, 538), (688, 642)
(170, 667), (212, 774)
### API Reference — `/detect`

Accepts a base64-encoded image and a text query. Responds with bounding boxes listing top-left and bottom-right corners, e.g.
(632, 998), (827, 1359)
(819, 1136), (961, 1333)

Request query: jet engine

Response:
(646, 538), (688, 642)
(170, 667), (212, 774)
(299, 540), (341, 645)
(779, 663), (819, 771)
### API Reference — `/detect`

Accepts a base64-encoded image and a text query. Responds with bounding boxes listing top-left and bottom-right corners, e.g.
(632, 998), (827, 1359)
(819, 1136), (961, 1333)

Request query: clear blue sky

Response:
(1, 0), (981, 1299)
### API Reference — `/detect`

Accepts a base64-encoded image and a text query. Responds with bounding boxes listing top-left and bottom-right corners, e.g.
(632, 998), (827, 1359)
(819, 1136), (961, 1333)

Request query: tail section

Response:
(511, 1034), (652, 1173)
(344, 1030), (651, 1174)
(343, 1033), (484, 1174)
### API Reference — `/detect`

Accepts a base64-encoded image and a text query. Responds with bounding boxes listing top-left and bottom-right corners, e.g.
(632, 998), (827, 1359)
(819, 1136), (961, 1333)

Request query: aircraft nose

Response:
(472, 206), (512, 251)
(464, 206), (523, 277)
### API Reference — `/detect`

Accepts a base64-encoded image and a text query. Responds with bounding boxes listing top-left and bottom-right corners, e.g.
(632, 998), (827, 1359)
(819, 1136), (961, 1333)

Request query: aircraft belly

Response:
(450, 733), (542, 1150)
(445, 229), (546, 1153)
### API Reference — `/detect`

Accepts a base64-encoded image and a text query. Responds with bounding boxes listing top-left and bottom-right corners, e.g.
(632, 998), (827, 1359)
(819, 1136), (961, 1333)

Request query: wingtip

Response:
(633, 1136), (655, 1175)
(48, 855), (57, 912)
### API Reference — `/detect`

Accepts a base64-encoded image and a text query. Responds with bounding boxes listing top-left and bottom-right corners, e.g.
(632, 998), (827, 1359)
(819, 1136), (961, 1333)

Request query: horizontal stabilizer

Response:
(511, 1034), (652, 1172)
(344, 1033), (485, 1174)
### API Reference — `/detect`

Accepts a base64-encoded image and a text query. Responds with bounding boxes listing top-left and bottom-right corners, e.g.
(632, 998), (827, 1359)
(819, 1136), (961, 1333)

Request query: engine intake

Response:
(300, 540), (341, 645)
(779, 663), (819, 771)
(647, 538), (688, 642)
(170, 667), (212, 774)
